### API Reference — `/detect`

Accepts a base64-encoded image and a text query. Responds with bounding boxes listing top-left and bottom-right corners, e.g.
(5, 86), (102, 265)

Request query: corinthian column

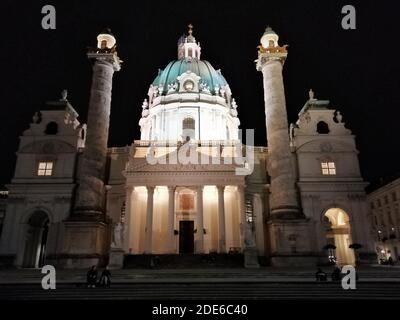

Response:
(73, 29), (121, 218)
(167, 186), (176, 253)
(62, 29), (122, 268)
(145, 186), (155, 254)
(217, 185), (226, 253)
(196, 186), (204, 253)
(256, 27), (300, 219)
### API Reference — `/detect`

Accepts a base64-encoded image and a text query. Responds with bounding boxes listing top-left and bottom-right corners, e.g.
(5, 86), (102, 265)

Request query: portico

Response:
(122, 147), (246, 255)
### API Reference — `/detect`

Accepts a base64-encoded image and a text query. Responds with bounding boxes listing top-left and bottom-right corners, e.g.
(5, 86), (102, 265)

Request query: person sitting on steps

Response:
(86, 265), (98, 288)
(315, 268), (327, 282)
(99, 266), (111, 287)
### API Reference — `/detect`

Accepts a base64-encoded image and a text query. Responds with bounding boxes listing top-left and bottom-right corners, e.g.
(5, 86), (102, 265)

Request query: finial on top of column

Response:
(257, 26), (288, 56)
(97, 28), (117, 51)
(256, 26), (288, 70)
(87, 28), (122, 71)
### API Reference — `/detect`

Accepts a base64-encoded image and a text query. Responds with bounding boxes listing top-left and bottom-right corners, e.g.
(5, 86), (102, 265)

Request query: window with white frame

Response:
(321, 161), (336, 175)
(37, 161), (53, 176)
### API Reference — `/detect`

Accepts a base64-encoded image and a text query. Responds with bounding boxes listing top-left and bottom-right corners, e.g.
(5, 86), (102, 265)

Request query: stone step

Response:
(1, 282), (399, 300)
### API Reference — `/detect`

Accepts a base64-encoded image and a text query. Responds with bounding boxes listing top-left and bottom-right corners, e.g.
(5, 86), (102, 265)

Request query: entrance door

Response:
(179, 221), (194, 254)
(22, 211), (49, 268)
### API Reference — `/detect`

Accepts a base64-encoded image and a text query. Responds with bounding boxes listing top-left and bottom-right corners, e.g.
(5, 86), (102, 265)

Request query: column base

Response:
(70, 207), (105, 220)
(244, 247), (260, 268)
(219, 240), (226, 253)
(47, 254), (107, 269)
(267, 218), (317, 266)
(194, 239), (204, 254)
(270, 254), (318, 267)
(58, 219), (109, 268)
(270, 206), (304, 220)
(108, 248), (125, 269)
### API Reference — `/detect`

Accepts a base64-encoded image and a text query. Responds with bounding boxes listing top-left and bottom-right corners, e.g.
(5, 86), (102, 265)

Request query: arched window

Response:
(183, 117), (195, 130)
(182, 117), (195, 140)
(316, 121), (330, 134)
(44, 122), (58, 135)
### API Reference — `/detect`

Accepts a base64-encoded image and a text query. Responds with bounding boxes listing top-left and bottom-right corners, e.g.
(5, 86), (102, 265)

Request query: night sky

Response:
(1, 0), (399, 189)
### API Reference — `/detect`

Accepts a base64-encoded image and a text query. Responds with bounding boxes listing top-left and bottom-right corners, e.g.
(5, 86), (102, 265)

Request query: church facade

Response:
(0, 27), (376, 268)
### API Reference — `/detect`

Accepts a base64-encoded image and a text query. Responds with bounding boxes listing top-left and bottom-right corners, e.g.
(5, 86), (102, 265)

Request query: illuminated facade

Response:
(368, 178), (400, 263)
(0, 27), (376, 268)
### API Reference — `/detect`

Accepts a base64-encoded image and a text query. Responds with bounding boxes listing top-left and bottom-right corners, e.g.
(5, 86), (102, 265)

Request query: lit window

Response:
(321, 162), (336, 175)
(37, 162), (53, 176)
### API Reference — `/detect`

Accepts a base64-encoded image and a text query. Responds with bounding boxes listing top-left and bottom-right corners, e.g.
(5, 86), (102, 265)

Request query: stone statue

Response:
(244, 221), (256, 248)
(111, 222), (123, 248)
(336, 111), (343, 123)
(142, 99), (148, 109)
(289, 123), (295, 143)
(167, 82), (178, 93)
(199, 81), (210, 93)
(308, 88), (315, 100)
(231, 98), (237, 109)
(61, 89), (68, 101)
(32, 111), (41, 124)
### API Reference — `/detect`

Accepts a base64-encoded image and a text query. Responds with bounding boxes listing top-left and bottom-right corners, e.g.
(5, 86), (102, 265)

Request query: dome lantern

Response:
(177, 24), (201, 59)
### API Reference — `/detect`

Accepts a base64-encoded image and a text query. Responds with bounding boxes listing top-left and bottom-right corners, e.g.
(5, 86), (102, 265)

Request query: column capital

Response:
(146, 185), (155, 193)
(87, 52), (121, 72)
(216, 185), (226, 192)
(167, 185), (176, 192)
(256, 51), (287, 71)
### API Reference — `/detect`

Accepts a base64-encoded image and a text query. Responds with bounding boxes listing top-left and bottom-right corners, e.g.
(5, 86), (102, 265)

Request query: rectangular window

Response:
(384, 195), (389, 205)
(179, 193), (194, 211)
(37, 161), (53, 176)
(392, 192), (397, 202)
(321, 162), (336, 175)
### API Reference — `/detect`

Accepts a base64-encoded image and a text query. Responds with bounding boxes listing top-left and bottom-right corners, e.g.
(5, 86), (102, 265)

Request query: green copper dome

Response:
(152, 59), (228, 95)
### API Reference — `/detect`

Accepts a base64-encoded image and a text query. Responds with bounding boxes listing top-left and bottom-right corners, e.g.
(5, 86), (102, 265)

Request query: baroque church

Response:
(0, 26), (376, 268)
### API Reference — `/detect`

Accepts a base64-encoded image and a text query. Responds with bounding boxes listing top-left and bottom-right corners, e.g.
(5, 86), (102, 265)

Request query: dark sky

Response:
(1, 0), (399, 187)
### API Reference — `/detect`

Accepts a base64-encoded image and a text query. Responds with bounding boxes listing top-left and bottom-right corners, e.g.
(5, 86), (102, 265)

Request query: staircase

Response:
(1, 266), (400, 300)
(123, 253), (245, 269)
(1, 282), (400, 300)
